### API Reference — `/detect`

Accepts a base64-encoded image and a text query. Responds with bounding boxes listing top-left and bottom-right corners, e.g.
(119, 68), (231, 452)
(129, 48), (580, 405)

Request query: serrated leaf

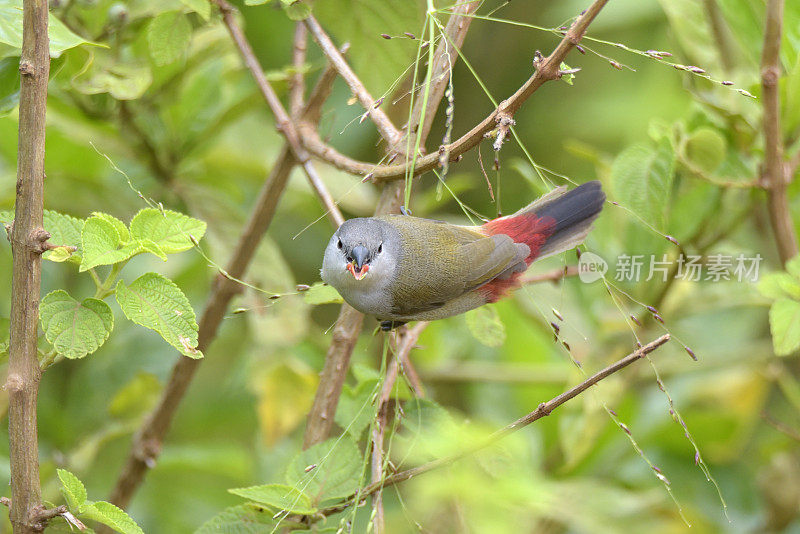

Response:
(43, 210), (84, 263)
(82, 501), (144, 534)
(303, 282), (343, 305)
(180, 0), (211, 20)
(57, 469), (87, 513)
(147, 11), (192, 66)
(229, 484), (316, 514)
(770, 299), (800, 356)
(684, 127), (726, 174)
(129, 208), (206, 254)
(0, 0), (93, 57)
(40, 290), (114, 359)
(335, 379), (378, 439)
(285, 438), (361, 502)
(611, 139), (675, 229)
(80, 214), (136, 272)
(465, 305), (505, 347)
(115, 273), (202, 358)
(195, 504), (277, 533)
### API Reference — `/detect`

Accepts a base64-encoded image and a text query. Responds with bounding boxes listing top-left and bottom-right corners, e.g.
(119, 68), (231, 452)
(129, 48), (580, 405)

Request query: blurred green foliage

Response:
(1, 0), (800, 532)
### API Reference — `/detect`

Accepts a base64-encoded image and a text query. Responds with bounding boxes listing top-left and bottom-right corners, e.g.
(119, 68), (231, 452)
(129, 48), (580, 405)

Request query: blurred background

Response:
(1, 0), (799, 532)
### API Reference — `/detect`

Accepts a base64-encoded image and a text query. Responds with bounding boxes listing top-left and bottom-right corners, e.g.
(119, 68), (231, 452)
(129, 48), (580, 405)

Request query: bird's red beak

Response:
(347, 262), (369, 280)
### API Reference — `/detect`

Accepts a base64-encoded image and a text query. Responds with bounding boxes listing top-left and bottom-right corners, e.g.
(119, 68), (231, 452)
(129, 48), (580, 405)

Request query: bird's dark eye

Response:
(377, 243), (383, 253)
(337, 239), (343, 249)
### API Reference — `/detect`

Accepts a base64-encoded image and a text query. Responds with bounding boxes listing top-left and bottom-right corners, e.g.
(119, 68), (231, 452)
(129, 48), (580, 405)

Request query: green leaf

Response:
(80, 213), (135, 271)
(180, 0), (211, 20)
(245, 0), (273, 5)
(465, 305), (506, 347)
(129, 208), (206, 254)
(40, 290), (114, 359)
(147, 11), (192, 66)
(335, 379), (378, 439)
(786, 255), (800, 280)
(0, 317), (9, 358)
(684, 127), (726, 174)
(303, 282), (343, 305)
(285, 438), (361, 502)
(281, 0), (311, 21)
(82, 501), (144, 534)
(770, 298), (800, 356)
(56, 469), (87, 513)
(71, 56), (153, 101)
(611, 139), (675, 229)
(195, 504), (277, 533)
(228, 484), (316, 514)
(0, 0), (93, 57)
(758, 273), (799, 300)
(0, 56), (19, 116)
(115, 273), (203, 358)
(43, 210), (84, 264)
(0, 209), (11, 224)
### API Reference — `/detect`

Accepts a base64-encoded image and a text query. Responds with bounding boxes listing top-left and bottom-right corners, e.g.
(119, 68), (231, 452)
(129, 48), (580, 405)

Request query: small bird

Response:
(322, 181), (605, 330)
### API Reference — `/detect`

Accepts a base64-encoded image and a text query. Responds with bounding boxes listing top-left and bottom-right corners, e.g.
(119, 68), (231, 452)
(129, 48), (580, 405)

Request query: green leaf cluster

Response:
(759, 255), (800, 356)
(57, 469), (144, 534)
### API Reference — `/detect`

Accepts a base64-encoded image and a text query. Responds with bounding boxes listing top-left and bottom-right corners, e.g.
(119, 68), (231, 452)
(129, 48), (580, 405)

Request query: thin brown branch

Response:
(302, 2), (482, 449)
(702, 0), (735, 72)
(762, 411), (800, 443)
(8, 0), (49, 531)
(290, 23), (307, 118)
(370, 322), (428, 531)
(304, 15), (402, 147)
(761, 0), (799, 265)
(298, 0), (609, 183)
(521, 265), (579, 285)
(317, 334), (671, 518)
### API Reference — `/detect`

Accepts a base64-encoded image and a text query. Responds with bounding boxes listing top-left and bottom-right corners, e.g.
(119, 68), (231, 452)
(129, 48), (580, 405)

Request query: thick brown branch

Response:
(304, 16), (402, 147)
(319, 334), (671, 517)
(761, 0), (798, 265)
(290, 22), (307, 118)
(8, 0), (49, 532)
(298, 0), (609, 182)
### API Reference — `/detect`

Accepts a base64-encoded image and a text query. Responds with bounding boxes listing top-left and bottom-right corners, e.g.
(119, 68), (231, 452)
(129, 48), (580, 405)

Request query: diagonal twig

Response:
(316, 334), (671, 518)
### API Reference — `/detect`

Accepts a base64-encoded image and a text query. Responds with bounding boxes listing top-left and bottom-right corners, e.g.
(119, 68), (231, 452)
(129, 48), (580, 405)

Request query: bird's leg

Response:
(380, 320), (407, 331)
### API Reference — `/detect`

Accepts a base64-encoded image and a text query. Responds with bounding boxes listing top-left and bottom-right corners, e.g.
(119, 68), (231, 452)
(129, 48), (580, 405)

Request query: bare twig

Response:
(304, 15), (403, 147)
(297, 0), (609, 182)
(317, 334), (671, 517)
(762, 411), (800, 443)
(521, 265), (579, 285)
(370, 322), (428, 531)
(290, 22), (307, 118)
(8, 0), (49, 532)
(761, 0), (799, 265)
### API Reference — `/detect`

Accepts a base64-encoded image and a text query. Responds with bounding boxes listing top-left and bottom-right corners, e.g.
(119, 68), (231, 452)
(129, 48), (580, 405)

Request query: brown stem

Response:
(290, 22), (307, 118)
(297, 0), (609, 182)
(8, 0), (49, 532)
(521, 265), (579, 285)
(304, 15), (403, 147)
(761, 0), (799, 265)
(317, 334), (671, 517)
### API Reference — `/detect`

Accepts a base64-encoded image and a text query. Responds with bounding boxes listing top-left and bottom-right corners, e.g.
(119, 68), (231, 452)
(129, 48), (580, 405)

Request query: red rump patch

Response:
(479, 212), (556, 302)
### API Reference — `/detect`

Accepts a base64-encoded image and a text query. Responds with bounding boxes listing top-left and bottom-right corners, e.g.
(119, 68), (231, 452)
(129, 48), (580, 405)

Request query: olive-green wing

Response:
(385, 219), (520, 317)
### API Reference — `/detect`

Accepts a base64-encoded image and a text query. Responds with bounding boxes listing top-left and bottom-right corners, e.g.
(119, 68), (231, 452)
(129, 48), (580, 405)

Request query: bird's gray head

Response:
(321, 218), (399, 294)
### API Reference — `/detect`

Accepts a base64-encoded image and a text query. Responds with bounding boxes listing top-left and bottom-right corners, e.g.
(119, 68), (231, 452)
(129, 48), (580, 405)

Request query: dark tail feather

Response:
(522, 181), (605, 259)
